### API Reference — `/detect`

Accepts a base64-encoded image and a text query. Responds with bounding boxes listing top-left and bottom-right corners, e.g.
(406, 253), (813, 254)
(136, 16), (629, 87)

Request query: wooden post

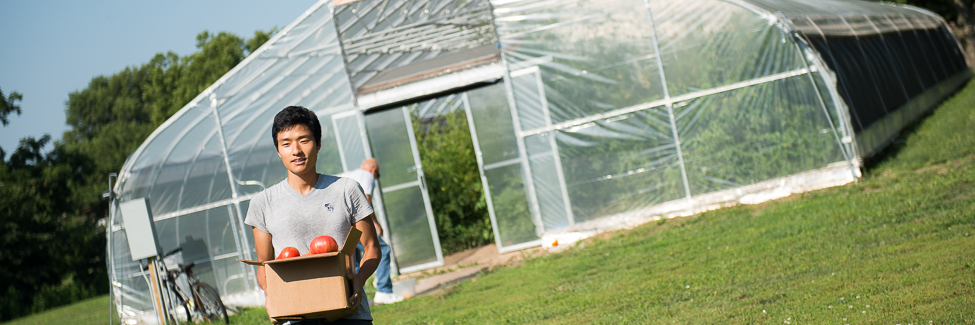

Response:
(147, 257), (167, 325)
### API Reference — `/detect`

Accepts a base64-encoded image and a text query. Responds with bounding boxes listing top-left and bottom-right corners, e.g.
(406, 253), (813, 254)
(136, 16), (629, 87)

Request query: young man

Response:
(345, 158), (403, 305)
(245, 106), (380, 324)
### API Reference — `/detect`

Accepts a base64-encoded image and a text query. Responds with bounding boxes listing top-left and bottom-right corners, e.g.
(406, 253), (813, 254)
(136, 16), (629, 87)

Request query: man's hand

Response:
(364, 195), (383, 238)
(354, 216), (381, 300)
(349, 286), (364, 313)
(372, 217), (383, 238)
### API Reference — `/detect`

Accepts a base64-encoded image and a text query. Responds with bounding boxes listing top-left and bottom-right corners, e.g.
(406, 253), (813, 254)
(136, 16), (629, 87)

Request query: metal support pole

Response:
(644, 0), (693, 200)
(210, 95), (254, 289)
(783, 17), (861, 182)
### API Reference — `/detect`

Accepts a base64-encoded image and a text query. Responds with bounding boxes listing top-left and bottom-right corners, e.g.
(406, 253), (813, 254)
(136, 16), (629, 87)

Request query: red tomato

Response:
(276, 247), (300, 259)
(309, 236), (338, 254)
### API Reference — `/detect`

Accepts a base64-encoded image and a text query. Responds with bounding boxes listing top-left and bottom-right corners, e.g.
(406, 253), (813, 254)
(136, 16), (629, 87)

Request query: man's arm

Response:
(354, 214), (381, 297)
(364, 194), (383, 237)
(253, 227), (277, 323)
(252, 227), (274, 297)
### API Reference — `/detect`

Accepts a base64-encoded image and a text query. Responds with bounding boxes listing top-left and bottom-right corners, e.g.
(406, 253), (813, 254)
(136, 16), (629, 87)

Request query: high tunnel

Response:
(107, 0), (970, 321)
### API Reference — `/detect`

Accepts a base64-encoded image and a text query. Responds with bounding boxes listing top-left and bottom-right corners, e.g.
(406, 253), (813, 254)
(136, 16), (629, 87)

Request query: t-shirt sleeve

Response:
(243, 191), (270, 234)
(345, 179), (375, 225)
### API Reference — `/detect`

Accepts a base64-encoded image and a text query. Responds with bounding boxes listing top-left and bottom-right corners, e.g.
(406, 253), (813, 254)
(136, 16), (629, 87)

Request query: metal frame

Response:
(804, 15), (863, 160)
(331, 109), (359, 172)
(355, 62), (505, 110)
(516, 68), (813, 138)
(491, 0), (547, 242)
(645, 0), (692, 200)
(781, 14), (861, 182)
(461, 93), (506, 254)
(536, 69), (576, 227)
(502, 66), (546, 238)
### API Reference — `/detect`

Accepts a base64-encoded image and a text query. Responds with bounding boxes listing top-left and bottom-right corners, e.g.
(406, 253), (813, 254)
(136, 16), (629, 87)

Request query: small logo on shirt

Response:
(324, 203), (334, 212)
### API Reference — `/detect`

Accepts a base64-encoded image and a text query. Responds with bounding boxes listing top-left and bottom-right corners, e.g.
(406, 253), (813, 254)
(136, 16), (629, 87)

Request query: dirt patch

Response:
(915, 164), (949, 174)
(915, 155), (975, 174)
(396, 244), (546, 282)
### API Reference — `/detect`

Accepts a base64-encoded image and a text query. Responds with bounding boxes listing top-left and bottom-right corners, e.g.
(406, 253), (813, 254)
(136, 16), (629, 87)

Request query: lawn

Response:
(1, 295), (119, 325)
(6, 80), (973, 325)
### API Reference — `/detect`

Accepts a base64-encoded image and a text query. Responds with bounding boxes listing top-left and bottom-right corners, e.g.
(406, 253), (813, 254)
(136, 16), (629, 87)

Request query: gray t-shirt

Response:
(244, 173), (374, 320)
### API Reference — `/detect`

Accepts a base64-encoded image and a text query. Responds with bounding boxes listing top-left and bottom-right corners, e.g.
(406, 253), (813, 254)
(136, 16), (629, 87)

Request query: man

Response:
(345, 158), (403, 305)
(245, 106), (380, 325)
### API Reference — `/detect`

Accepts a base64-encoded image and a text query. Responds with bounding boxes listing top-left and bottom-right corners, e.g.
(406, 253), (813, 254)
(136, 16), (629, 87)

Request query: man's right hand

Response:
(265, 292), (278, 324)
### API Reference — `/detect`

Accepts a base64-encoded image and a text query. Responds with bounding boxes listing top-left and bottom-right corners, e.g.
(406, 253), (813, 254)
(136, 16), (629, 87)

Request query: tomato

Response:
(309, 235), (338, 254)
(276, 247), (300, 259)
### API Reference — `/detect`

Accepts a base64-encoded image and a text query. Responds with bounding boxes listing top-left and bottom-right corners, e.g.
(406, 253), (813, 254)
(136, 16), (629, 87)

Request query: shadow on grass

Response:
(862, 75), (975, 173)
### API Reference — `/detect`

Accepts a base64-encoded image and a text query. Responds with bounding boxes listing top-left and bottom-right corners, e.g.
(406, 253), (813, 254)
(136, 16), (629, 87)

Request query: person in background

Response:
(346, 158), (404, 305)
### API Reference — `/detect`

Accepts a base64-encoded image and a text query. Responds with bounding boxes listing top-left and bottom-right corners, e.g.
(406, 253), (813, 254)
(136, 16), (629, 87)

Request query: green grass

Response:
(1, 295), (119, 325)
(8, 81), (974, 324)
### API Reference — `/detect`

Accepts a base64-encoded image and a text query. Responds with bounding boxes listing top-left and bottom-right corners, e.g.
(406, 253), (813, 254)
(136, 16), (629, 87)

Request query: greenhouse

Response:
(107, 0), (971, 321)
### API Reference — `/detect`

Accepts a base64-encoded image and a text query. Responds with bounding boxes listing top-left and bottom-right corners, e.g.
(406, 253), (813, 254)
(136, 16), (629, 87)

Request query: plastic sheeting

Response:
(335, 0), (497, 92)
(109, 0), (970, 320)
(493, 0), (967, 229)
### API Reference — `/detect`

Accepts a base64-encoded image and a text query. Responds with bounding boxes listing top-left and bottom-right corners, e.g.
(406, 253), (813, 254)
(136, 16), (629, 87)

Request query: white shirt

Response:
(344, 168), (376, 196)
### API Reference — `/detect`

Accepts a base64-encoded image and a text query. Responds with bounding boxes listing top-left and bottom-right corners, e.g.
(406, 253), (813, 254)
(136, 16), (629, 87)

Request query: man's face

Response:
(276, 124), (319, 178)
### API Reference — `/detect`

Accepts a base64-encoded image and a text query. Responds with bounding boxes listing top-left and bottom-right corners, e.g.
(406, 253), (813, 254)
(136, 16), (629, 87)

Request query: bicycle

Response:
(160, 247), (229, 324)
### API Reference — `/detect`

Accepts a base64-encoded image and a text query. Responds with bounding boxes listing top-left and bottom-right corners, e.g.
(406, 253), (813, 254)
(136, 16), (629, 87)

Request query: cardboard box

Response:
(238, 227), (362, 322)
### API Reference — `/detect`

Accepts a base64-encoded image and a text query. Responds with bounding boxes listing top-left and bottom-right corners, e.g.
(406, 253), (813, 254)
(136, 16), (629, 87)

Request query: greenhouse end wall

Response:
(107, 0), (971, 322)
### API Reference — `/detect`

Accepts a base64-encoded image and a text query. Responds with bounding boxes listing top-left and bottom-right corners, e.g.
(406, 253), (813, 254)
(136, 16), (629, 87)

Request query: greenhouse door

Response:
(463, 83), (543, 253)
(330, 111), (398, 274)
(364, 107), (444, 273)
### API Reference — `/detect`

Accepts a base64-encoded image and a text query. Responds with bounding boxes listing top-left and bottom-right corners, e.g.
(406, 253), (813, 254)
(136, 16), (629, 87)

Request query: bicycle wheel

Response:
(192, 282), (229, 324)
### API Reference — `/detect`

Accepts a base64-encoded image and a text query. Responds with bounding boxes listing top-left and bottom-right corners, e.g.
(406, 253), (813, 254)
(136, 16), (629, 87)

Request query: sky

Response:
(0, 0), (319, 154)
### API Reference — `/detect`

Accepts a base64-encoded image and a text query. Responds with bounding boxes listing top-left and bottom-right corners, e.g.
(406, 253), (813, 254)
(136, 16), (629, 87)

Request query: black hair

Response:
(271, 106), (322, 147)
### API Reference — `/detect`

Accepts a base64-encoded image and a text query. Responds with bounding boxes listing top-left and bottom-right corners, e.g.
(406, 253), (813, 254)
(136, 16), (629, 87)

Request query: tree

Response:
(413, 110), (494, 254)
(1, 87), (24, 160)
(0, 133), (104, 321)
(1, 28), (278, 321)
(0, 87), (23, 127)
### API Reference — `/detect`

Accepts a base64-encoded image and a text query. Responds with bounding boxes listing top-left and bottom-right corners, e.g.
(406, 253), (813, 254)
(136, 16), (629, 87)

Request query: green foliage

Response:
(245, 28), (278, 55)
(880, 0), (966, 21)
(0, 136), (104, 321)
(413, 111), (493, 254)
(0, 87), (24, 160)
(0, 87), (23, 127)
(0, 29), (277, 322)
